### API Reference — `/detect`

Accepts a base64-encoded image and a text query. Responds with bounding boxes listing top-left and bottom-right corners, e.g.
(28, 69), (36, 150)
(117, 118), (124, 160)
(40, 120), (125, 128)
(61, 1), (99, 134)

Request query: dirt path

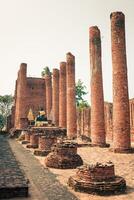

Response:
(8, 138), (78, 200)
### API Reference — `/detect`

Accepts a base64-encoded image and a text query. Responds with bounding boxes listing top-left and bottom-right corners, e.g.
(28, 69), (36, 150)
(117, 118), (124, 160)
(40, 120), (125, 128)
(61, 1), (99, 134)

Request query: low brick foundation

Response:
(45, 142), (83, 169)
(26, 133), (39, 149)
(68, 162), (126, 195)
(25, 131), (30, 142)
(34, 136), (57, 156)
(21, 131), (30, 144)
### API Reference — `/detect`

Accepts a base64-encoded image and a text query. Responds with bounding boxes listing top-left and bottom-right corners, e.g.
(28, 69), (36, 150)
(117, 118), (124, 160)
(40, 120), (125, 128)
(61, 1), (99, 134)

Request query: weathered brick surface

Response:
(27, 134), (39, 148)
(14, 63), (46, 129)
(66, 53), (77, 139)
(104, 102), (113, 143)
(44, 74), (52, 119)
(59, 62), (67, 128)
(52, 68), (59, 126)
(45, 142), (83, 169)
(15, 63), (27, 129)
(34, 135), (57, 156)
(111, 12), (131, 152)
(68, 162), (126, 195)
(0, 135), (28, 198)
(89, 26), (106, 146)
(77, 108), (91, 140)
(25, 131), (30, 142)
(39, 136), (57, 151)
(129, 99), (134, 142)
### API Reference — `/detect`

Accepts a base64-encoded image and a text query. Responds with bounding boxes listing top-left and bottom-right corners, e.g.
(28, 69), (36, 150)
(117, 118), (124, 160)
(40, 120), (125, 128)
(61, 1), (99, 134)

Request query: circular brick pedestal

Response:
(34, 136), (57, 156)
(26, 134), (39, 149)
(25, 132), (30, 142)
(45, 142), (83, 169)
(21, 131), (30, 145)
(68, 162), (126, 195)
(109, 147), (133, 154)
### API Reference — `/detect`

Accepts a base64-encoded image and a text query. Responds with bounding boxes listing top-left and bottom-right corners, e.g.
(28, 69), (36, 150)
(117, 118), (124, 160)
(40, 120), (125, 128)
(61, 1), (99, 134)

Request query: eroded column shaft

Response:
(59, 62), (67, 128)
(90, 26), (106, 146)
(66, 53), (77, 139)
(111, 12), (131, 152)
(45, 75), (52, 119)
(52, 69), (59, 126)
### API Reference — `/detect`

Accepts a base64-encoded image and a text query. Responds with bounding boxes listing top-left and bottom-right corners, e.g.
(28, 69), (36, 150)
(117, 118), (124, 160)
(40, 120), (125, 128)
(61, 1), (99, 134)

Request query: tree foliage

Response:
(0, 95), (14, 129)
(41, 66), (51, 77)
(75, 79), (88, 107)
(0, 114), (5, 131)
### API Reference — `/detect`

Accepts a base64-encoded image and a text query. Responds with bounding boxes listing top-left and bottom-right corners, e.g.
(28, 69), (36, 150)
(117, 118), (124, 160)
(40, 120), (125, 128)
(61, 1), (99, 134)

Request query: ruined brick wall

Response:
(104, 102), (113, 143)
(14, 64), (46, 129)
(26, 77), (46, 116)
(77, 107), (90, 138)
(77, 104), (113, 142)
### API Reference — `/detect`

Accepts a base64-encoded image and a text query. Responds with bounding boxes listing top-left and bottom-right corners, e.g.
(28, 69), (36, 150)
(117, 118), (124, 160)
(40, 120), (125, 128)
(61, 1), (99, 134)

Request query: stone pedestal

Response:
(45, 142), (83, 169)
(25, 131), (30, 142)
(68, 162), (126, 195)
(89, 26), (106, 147)
(111, 12), (131, 153)
(26, 134), (39, 149)
(34, 136), (57, 156)
(21, 131), (30, 144)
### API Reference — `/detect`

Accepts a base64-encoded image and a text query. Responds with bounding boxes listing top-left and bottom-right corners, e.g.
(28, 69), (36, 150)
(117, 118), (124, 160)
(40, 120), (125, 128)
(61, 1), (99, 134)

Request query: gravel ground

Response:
(8, 138), (134, 200)
(8, 138), (78, 200)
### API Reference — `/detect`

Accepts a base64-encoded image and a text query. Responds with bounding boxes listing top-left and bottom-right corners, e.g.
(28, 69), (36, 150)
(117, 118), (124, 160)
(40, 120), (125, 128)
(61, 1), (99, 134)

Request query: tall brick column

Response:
(52, 68), (59, 126)
(15, 63), (27, 129)
(89, 26), (106, 147)
(111, 12), (131, 153)
(66, 53), (77, 139)
(45, 74), (52, 119)
(59, 62), (67, 128)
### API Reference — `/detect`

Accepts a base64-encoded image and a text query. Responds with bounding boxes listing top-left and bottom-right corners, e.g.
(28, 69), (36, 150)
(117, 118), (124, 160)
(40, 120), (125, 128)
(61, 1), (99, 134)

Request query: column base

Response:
(109, 147), (134, 154)
(21, 140), (30, 145)
(34, 149), (51, 156)
(90, 143), (110, 148)
(26, 144), (38, 149)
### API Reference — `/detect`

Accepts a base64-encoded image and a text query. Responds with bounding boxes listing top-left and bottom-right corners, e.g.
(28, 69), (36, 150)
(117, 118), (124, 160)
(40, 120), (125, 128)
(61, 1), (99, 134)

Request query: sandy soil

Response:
(10, 139), (134, 200)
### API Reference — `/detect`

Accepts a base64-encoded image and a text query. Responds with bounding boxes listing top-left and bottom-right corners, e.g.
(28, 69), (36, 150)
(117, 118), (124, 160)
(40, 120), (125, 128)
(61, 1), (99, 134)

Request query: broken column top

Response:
(110, 11), (124, 19)
(89, 26), (100, 39)
(53, 68), (59, 75)
(76, 161), (115, 182)
(60, 61), (66, 65)
(20, 63), (27, 70)
(66, 52), (75, 64)
(60, 62), (66, 69)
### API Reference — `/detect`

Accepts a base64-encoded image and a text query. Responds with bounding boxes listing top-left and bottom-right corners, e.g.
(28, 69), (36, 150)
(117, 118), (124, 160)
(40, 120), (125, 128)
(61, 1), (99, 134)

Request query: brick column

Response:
(59, 62), (67, 128)
(15, 63), (27, 129)
(89, 26), (106, 147)
(111, 12), (131, 153)
(52, 68), (59, 126)
(66, 52), (77, 139)
(45, 74), (52, 119)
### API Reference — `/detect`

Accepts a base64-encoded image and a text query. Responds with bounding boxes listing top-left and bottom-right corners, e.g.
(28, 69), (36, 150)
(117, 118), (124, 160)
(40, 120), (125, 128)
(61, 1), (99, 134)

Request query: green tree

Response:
(75, 79), (88, 107)
(0, 114), (5, 131)
(41, 66), (51, 77)
(0, 95), (14, 129)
